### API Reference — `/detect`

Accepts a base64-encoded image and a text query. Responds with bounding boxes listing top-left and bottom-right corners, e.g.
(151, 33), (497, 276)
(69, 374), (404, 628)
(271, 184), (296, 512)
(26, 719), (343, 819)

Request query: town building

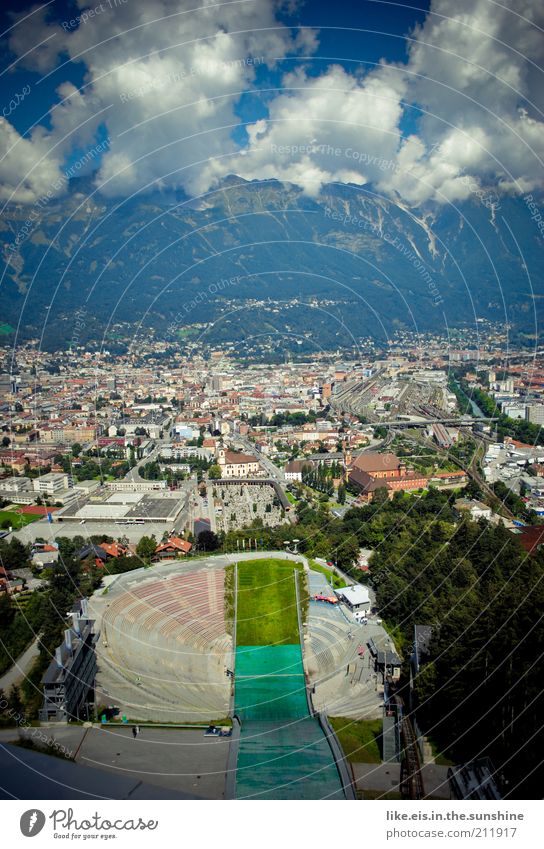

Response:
(454, 498), (493, 521)
(348, 466), (429, 502)
(335, 584), (371, 612)
(32, 472), (73, 495)
(0, 475), (32, 493)
(216, 447), (261, 478)
(350, 452), (404, 479)
(284, 459), (305, 481)
(153, 536), (193, 560)
(526, 404), (544, 424)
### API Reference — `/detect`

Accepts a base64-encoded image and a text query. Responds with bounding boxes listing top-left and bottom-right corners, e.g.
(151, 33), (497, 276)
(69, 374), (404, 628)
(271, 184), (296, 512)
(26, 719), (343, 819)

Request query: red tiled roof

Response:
(506, 438), (535, 450)
(155, 537), (192, 554)
(99, 542), (128, 558)
(516, 526), (544, 554)
(352, 452), (401, 473)
(224, 450), (258, 464)
(349, 467), (390, 492)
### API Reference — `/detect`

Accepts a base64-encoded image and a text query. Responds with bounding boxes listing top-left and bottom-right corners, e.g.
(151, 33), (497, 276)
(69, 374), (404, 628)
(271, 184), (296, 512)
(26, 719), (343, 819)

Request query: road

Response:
(233, 436), (286, 484)
(170, 479), (198, 534)
(0, 638), (40, 692)
(124, 437), (167, 482)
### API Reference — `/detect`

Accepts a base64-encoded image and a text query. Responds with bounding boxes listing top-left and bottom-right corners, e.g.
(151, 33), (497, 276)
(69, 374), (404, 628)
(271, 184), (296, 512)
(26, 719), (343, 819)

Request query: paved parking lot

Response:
(77, 726), (230, 799)
(1, 724), (230, 799)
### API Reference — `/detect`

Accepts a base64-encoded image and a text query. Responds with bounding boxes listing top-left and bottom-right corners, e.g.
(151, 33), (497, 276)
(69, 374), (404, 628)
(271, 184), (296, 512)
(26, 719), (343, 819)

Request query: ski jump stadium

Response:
(89, 552), (389, 800)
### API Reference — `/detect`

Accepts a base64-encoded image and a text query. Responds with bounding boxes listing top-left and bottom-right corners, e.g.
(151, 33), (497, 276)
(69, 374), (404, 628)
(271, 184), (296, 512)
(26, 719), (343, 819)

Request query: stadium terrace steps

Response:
(94, 566), (231, 720)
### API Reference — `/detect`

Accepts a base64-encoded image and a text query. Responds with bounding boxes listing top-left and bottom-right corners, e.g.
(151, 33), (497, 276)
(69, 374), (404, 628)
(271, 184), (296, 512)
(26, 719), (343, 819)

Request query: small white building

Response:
(455, 498), (492, 521)
(73, 480), (101, 496)
(284, 460), (304, 482)
(336, 584), (371, 612)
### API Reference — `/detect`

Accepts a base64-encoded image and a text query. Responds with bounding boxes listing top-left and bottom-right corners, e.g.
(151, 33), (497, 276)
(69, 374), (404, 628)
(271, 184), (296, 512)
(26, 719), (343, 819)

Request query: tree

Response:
(136, 535), (157, 562)
(1, 436), (10, 447)
(208, 464), (221, 480)
(464, 478), (482, 500)
(0, 594), (14, 630)
(197, 530), (220, 551)
(337, 484), (346, 504)
(71, 443), (82, 457)
(0, 537), (30, 570)
(334, 537), (360, 570)
(372, 486), (390, 505)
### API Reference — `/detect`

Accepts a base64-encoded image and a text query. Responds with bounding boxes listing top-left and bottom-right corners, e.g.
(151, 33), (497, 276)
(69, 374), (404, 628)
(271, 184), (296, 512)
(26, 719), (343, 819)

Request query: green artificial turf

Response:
(236, 558), (303, 646)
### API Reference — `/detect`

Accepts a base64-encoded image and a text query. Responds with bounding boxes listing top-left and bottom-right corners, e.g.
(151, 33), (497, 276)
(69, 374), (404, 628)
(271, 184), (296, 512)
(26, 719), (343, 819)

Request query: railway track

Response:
(389, 693), (425, 799)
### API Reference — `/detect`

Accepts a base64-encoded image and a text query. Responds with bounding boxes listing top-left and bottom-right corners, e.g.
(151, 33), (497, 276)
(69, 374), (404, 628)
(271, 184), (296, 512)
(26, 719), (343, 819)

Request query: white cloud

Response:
(3, 0), (318, 202)
(2, 0), (543, 206)
(184, 0), (544, 204)
(0, 118), (64, 204)
(200, 63), (406, 195)
(380, 0), (544, 202)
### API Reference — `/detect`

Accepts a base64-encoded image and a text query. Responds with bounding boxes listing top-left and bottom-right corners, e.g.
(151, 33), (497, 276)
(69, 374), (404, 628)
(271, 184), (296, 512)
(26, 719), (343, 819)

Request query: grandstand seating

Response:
(95, 566), (232, 720)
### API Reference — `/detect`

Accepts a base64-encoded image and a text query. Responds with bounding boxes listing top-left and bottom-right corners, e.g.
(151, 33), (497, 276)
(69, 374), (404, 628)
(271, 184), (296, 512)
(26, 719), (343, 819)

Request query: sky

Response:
(0, 0), (543, 207)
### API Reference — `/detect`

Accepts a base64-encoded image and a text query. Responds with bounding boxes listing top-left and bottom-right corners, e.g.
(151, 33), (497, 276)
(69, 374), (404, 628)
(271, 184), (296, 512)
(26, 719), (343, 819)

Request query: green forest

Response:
(358, 496), (543, 799)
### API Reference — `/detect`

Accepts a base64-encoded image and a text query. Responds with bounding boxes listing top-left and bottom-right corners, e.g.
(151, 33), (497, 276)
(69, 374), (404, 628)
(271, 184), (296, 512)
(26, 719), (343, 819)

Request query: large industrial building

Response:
(55, 486), (185, 525)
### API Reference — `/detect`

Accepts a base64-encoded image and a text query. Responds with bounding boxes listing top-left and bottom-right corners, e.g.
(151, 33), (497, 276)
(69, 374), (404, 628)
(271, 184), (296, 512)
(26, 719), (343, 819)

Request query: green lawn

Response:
(286, 491), (297, 504)
(0, 510), (40, 529)
(308, 559), (347, 589)
(236, 558), (303, 646)
(329, 717), (382, 764)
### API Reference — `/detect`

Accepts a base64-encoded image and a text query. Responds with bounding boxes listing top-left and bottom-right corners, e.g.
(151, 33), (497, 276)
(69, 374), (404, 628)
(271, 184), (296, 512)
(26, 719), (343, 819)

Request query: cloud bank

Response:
(1, 0), (543, 206)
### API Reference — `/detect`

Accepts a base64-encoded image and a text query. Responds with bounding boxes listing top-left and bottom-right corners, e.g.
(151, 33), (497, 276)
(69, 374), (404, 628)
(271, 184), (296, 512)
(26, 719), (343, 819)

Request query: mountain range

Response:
(1, 177), (541, 352)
